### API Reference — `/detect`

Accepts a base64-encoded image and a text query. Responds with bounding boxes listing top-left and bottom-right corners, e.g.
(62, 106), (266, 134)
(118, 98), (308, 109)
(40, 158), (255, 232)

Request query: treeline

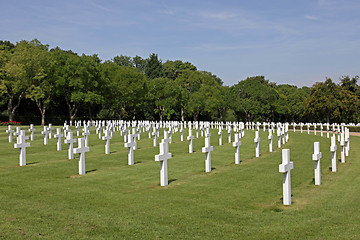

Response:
(0, 39), (359, 125)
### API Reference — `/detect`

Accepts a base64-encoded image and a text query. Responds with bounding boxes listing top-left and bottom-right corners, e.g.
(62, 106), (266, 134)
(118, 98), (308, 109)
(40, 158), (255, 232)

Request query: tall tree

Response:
(145, 53), (163, 79)
(0, 39), (47, 121)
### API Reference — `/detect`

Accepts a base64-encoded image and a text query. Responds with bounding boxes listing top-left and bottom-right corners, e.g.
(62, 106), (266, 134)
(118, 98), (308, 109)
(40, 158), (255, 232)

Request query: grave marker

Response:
(54, 128), (64, 151)
(6, 125), (14, 143)
(64, 131), (76, 159)
(312, 142), (322, 185)
(155, 141), (172, 186)
(202, 129), (213, 172)
(233, 133), (241, 164)
(73, 138), (89, 175)
(330, 135), (337, 172)
(14, 130), (30, 166)
(28, 124), (35, 141)
(279, 149), (293, 205)
(124, 134), (135, 165)
(102, 129), (112, 154)
(254, 131), (260, 157)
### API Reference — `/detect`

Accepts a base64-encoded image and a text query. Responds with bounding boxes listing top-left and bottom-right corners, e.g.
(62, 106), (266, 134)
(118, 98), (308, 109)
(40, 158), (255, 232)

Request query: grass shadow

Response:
(27, 162), (40, 165)
(168, 179), (177, 184)
(134, 161), (142, 165)
(86, 169), (97, 174)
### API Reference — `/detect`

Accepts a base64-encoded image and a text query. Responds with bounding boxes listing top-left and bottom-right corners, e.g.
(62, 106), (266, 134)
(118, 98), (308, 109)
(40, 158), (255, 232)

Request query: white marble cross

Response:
(41, 126), (50, 145)
(132, 128), (138, 150)
(124, 134), (136, 165)
(277, 127), (282, 148)
(330, 135), (337, 172)
(6, 125), (14, 143)
(163, 130), (171, 146)
(202, 129), (213, 172)
(279, 149), (293, 205)
(313, 123), (317, 135)
(233, 133), (241, 164)
(82, 126), (90, 147)
(340, 132), (345, 163)
(102, 129), (112, 154)
(64, 131), (76, 159)
(155, 140), (172, 186)
(54, 128), (64, 151)
(268, 130), (273, 152)
(28, 124), (35, 141)
(218, 128), (223, 146)
(73, 138), (89, 175)
(180, 125), (184, 142)
(187, 127), (194, 153)
(227, 127), (232, 143)
(254, 131), (260, 158)
(320, 123), (323, 137)
(14, 130), (30, 166)
(14, 126), (21, 137)
(76, 124), (81, 136)
(326, 123), (330, 138)
(47, 124), (53, 139)
(312, 142), (322, 185)
(345, 128), (349, 157)
(152, 127), (157, 147)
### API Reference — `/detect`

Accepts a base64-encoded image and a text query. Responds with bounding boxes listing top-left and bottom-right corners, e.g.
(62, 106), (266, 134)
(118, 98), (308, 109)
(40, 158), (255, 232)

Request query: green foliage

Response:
(145, 53), (163, 79)
(1, 39), (359, 123)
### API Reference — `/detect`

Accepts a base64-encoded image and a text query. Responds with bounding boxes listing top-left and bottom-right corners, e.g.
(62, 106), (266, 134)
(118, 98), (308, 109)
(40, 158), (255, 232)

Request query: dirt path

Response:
(350, 132), (360, 136)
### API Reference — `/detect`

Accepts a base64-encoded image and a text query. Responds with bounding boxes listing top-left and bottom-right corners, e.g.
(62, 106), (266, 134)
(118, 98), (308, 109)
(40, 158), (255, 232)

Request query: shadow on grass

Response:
(134, 161), (142, 165)
(110, 151), (117, 154)
(168, 179), (177, 184)
(86, 169), (97, 174)
(211, 167), (216, 171)
(27, 162), (40, 165)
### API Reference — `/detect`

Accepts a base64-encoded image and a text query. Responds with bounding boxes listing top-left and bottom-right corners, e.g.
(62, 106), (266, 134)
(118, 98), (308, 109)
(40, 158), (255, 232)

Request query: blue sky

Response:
(2, 0), (360, 87)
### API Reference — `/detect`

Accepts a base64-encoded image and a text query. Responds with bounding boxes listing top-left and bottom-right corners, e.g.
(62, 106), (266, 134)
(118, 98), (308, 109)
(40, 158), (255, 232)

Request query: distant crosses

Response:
(307, 123), (310, 134)
(202, 128), (213, 172)
(233, 133), (241, 164)
(254, 131), (260, 158)
(268, 130), (273, 153)
(279, 149), (293, 205)
(102, 129), (112, 154)
(54, 128), (64, 151)
(14, 130), (30, 166)
(155, 141), (172, 186)
(330, 135), (337, 172)
(218, 127), (223, 146)
(187, 125), (194, 153)
(313, 123), (317, 135)
(340, 132), (345, 163)
(64, 131), (76, 159)
(73, 138), (89, 175)
(6, 125), (14, 143)
(28, 124), (35, 141)
(124, 133), (136, 165)
(293, 122), (296, 132)
(300, 123), (304, 133)
(41, 126), (50, 145)
(312, 142), (322, 185)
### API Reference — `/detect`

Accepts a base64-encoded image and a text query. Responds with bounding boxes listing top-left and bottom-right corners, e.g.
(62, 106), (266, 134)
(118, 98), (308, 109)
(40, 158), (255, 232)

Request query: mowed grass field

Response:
(0, 126), (359, 239)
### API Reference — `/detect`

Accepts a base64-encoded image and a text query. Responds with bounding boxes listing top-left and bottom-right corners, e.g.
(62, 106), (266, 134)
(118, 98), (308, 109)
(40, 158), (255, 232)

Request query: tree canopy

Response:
(0, 39), (359, 124)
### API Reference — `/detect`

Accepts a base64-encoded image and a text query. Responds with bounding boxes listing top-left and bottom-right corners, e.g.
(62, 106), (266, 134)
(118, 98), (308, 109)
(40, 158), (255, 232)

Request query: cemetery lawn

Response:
(0, 127), (359, 239)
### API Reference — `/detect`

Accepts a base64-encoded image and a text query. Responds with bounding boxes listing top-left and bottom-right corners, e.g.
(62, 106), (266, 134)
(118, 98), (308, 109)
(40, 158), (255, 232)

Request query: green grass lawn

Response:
(0, 126), (359, 239)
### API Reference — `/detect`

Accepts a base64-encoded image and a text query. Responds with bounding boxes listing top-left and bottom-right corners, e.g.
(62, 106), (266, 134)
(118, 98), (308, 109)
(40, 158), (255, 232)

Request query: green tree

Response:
(1, 39), (48, 122)
(145, 53), (163, 79)
(163, 60), (197, 80)
(147, 77), (181, 120)
(304, 78), (340, 122)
